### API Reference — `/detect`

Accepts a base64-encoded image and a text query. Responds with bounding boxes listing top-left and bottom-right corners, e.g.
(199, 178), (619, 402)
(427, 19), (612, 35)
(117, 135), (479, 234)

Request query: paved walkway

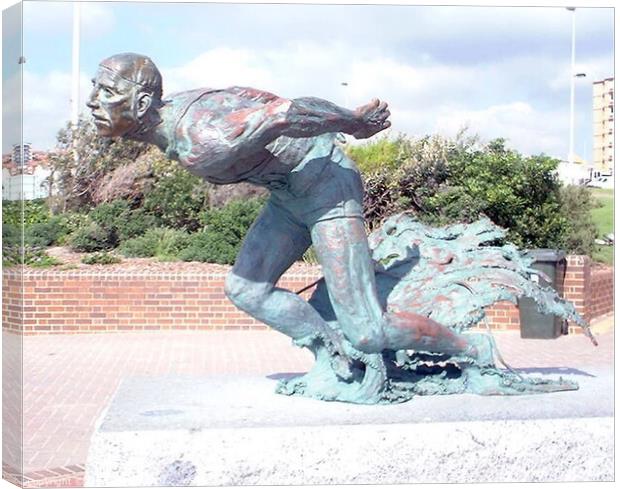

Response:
(2, 317), (614, 485)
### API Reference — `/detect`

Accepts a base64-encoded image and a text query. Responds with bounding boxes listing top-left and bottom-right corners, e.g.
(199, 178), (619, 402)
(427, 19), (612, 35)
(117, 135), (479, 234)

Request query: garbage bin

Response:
(518, 249), (568, 339)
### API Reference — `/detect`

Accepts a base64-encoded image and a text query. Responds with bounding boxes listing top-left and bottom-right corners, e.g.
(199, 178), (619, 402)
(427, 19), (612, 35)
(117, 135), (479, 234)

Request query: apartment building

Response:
(2, 144), (52, 201)
(592, 77), (614, 175)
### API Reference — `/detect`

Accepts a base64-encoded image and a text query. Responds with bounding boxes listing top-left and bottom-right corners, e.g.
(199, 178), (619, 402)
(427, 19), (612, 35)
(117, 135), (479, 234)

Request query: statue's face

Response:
(87, 67), (139, 137)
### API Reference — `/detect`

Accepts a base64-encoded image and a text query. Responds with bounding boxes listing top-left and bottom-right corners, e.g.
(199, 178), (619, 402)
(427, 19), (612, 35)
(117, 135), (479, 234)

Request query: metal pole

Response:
(568, 7), (576, 167)
(71, 1), (81, 128)
(71, 1), (81, 173)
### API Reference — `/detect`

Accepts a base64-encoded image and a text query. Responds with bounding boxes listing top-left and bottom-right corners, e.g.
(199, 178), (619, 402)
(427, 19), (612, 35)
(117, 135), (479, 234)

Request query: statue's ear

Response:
(136, 91), (153, 118)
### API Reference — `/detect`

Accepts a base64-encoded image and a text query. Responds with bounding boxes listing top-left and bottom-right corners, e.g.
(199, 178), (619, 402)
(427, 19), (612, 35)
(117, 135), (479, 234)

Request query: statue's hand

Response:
(352, 99), (391, 139)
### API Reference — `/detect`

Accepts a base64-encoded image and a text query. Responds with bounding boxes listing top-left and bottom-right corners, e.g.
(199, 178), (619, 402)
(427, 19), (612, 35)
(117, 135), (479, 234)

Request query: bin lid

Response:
(522, 249), (566, 262)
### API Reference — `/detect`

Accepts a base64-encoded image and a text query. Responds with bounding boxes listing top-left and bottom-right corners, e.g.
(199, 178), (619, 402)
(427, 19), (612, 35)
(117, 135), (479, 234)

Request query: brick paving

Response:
(2, 318), (613, 485)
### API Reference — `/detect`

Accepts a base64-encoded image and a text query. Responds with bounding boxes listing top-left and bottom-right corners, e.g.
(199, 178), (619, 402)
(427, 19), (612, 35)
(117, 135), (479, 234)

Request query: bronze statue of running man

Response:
(87, 53), (489, 376)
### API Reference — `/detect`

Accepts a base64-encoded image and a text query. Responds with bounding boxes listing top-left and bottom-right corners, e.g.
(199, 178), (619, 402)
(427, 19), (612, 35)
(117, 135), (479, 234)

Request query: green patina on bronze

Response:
(278, 214), (594, 403)
(88, 53), (595, 405)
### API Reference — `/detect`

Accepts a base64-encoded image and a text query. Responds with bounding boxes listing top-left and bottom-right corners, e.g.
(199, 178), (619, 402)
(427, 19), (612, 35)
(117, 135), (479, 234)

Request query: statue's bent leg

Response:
(224, 200), (339, 345)
(311, 216), (478, 358)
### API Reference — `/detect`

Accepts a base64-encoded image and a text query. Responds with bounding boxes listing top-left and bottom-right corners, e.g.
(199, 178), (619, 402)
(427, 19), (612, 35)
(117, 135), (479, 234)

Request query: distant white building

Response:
(556, 154), (592, 186)
(2, 144), (52, 200)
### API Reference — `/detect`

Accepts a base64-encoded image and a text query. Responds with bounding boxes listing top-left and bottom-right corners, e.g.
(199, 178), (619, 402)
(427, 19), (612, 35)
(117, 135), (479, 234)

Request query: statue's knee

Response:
(224, 273), (269, 313)
(224, 273), (247, 307)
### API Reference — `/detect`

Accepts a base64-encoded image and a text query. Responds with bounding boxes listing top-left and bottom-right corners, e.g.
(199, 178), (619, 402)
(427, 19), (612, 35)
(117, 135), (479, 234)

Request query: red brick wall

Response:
(2, 269), (319, 335)
(2, 257), (612, 335)
(590, 266), (614, 319)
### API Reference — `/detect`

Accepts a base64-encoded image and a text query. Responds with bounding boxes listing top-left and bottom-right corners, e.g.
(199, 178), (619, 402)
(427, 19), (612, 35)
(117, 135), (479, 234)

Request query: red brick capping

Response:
(2, 256), (612, 335)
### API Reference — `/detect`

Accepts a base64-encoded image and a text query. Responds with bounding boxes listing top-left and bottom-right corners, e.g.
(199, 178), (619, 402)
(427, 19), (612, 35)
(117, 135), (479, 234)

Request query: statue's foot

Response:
(316, 325), (354, 381)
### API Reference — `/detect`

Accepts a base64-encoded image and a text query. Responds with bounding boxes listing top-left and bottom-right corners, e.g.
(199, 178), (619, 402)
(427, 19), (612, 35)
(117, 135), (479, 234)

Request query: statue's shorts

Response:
(267, 144), (365, 227)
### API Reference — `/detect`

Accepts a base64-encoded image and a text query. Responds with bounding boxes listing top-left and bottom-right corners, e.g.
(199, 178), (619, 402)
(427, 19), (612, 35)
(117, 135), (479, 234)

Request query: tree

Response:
(48, 119), (150, 212)
(349, 134), (590, 253)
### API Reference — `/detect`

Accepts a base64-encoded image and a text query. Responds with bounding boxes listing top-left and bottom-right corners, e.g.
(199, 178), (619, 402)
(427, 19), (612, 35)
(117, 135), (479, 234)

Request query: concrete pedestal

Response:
(85, 368), (613, 485)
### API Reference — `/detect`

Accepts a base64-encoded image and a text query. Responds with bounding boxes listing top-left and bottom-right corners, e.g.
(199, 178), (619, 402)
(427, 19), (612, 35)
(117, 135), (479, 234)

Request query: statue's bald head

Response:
(88, 53), (163, 138)
(99, 53), (163, 100)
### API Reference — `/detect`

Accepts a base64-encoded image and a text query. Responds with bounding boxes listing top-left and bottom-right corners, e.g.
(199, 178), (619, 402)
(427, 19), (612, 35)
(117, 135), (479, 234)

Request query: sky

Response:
(2, 0), (616, 162)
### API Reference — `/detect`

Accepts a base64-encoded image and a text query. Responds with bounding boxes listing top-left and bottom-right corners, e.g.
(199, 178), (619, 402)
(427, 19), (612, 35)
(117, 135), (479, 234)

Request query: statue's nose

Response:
(86, 89), (99, 109)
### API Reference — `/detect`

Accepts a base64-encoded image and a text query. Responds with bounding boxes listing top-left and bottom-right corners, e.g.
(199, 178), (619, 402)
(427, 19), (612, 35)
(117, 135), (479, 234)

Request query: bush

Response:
(2, 223), (21, 247)
(430, 140), (569, 249)
(119, 228), (191, 260)
(88, 200), (129, 246)
(24, 216), (70, 247)
(81, 252), (122, 265)
(141, 159), (209, 231)
(2, 245), (62, 268)
(2, 199), (50, 226)
(355, 136), (582, 251)
(178, 231), (239, 265)
(179, 198), (265, 264)
(87, 200), (158, 244)
(57, 212), (92, 235)
(68, 222), (114, 252)
(347, 135), (413, 174)
(117, 208), (158, 241)
(559, 185), (598, 256)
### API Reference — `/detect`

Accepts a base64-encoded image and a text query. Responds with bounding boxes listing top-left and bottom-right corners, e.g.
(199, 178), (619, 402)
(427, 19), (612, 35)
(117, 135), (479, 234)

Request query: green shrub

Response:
(178, 231), (239, 264)
(141, 159), (209, 231)
(2, 199), (50, 226)
(2, 245), (62, 268)
(88, 200), (129, 246)
(559, 185), (598, 256)
(24, 216), (70, 247)
(180, 198), (265, 264)
(81, 252), (122, 265)
(119, 227), (190, 259)
(356, 136), (581, 251)
(68, 222), (114, 252)
(89, 199), (131, 226)
(57, 212), (91, 234)
(117, 208), (158, 241)
(200, 197), (265, 239)
(2, 223), (21, 247)
(347, 135), (412, 174)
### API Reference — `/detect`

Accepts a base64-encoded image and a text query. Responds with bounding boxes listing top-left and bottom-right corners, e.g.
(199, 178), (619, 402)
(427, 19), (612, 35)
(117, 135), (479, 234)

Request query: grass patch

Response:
(590, 188), (613, 236)
(590, 188), (613, 265)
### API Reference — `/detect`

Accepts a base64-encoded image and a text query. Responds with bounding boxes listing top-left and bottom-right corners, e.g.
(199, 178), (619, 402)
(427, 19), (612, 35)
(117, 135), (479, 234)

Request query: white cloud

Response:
(163, 48), (275, 95)
(23, 1), (115, 40)
(433, 102), (569, 157)
(22, 69), (92, 151)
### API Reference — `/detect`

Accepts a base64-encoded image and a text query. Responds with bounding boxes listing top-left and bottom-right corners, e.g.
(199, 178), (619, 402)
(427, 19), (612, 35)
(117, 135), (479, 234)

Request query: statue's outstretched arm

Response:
(220, 97), (392, 148)
(179, 96), (391, 171)
(281, 97), (391, 140)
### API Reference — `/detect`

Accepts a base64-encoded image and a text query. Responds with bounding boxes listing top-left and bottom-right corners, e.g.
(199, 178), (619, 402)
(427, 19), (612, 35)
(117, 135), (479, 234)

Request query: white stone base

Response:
(85, 371), (613, 485)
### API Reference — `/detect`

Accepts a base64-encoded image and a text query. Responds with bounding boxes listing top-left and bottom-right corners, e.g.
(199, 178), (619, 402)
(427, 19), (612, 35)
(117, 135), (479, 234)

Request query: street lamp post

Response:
(71, 2), (81, 166)
(567, 7), (576, 168)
